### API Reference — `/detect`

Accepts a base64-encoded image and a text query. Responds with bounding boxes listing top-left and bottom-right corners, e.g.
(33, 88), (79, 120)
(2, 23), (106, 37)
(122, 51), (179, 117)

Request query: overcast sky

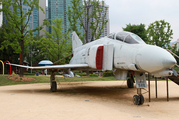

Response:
(104, 0), (179, 42)
(46, 0), (178, 42)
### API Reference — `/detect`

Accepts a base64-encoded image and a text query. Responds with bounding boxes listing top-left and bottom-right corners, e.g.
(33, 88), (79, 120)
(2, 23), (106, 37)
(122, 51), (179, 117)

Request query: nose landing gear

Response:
(132, 72), (147, 105)
(133, 88), (144, 105)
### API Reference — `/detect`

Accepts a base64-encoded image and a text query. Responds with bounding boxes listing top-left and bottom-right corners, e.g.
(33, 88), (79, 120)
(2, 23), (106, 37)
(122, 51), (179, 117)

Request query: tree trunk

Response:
(86, 4), (90, 43)
(19, 40), (24, 77)
(19, 0), (24, 77)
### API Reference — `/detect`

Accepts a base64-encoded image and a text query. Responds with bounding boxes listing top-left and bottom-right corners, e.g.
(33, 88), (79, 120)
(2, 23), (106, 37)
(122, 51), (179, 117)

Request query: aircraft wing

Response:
(9, 63), (89, 70)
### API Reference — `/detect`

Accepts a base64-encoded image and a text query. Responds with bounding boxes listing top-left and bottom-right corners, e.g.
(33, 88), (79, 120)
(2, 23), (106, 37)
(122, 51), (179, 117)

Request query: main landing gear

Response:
(50, 71), (57, 92)
(127, 71), (135, 88)
(127, 78), (134, 88)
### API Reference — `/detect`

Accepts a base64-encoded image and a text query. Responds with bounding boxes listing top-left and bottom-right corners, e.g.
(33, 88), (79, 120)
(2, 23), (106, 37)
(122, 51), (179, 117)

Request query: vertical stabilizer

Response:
(72, 31), (83, 52)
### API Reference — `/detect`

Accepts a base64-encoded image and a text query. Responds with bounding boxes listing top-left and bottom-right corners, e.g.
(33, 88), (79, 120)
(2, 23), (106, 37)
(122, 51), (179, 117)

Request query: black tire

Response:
(51, 81), (57, 92)
(133, 95), (140, 105)
(139, 95), (144, 105)
(127, 78), (134, 88)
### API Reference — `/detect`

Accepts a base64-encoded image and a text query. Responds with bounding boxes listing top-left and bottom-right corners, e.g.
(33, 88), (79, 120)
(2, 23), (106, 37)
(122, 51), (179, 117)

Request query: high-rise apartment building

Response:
(99, 2), (109, 38)
(84, 1), (109, 43)
(33, 7), (39, 36)
(48, 0), (82, 35)
(3, 1), (39, 36)
(39, 0), (46, 36)
(46, 6), (49, 33)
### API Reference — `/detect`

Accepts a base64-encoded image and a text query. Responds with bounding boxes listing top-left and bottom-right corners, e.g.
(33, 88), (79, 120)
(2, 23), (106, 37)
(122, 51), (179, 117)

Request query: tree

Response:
(0, 23), (19, 74)
(0, 24), (19, 63)
(147, 20), (173, 48)
(25, 35), (45, 66)
(67, 0), (108, 43)
(35, 18), (72, 63)
(0, 0), (45, 76)
(123, 23), (148, 43)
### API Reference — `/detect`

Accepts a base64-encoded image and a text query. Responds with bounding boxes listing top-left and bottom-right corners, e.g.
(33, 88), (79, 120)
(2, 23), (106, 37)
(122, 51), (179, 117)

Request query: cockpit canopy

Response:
(108, 31), (146, 44)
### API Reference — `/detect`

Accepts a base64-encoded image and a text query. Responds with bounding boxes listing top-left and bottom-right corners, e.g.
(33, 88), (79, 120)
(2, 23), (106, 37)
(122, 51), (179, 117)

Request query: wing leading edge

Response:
(9, 63), (89, 70)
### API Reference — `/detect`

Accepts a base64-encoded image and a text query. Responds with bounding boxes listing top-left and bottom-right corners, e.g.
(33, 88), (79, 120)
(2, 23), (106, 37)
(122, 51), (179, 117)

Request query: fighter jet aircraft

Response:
(9, 31), (176, 105)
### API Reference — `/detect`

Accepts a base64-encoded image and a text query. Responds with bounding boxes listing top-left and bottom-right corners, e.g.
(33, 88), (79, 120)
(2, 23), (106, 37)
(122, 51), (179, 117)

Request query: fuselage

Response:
(70, 31), (176, 74)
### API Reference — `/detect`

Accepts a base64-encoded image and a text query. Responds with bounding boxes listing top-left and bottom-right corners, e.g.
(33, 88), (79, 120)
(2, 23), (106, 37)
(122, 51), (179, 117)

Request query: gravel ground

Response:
(0, 81), (179, 120)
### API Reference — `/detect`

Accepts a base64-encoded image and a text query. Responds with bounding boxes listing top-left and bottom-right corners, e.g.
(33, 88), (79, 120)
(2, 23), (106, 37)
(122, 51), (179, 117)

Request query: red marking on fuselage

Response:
(96, 46), (103, 70)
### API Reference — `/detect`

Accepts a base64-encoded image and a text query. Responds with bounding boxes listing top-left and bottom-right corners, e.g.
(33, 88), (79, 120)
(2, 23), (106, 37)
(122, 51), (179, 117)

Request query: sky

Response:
(46, 0), (178, 42)
(104, 0), (179, 42)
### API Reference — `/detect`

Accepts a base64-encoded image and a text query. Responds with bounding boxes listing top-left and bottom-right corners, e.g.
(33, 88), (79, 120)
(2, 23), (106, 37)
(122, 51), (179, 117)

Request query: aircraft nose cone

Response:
(162, 57), (176, 68)
(136, 45), (176, 73)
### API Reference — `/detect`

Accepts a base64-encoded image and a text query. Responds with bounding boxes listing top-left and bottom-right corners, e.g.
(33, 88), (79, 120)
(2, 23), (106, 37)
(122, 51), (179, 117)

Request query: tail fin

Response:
(72, 31), (83, 52)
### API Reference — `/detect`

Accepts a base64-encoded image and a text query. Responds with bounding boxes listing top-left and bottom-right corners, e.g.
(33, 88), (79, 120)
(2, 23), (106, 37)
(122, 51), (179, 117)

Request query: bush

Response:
(76, 72), (87, 76)
(55, 72), (63, 75)
(23, 73), (35, 76)
(103, 71), (114, 77)
(89, 74), (98, 77)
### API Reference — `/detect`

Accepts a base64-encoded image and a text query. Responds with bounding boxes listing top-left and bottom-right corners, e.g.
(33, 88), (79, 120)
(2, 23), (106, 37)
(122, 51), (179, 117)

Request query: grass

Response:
(0, 75), (116, 86)
(0, 74), (167, 86)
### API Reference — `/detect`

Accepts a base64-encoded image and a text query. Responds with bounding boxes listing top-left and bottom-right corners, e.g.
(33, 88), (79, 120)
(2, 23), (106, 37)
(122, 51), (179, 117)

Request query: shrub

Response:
(103, 71), (114, 77)
(89, 74), (98, 77)
(23, 73), (35, 76)
(76, 72), (87, 76)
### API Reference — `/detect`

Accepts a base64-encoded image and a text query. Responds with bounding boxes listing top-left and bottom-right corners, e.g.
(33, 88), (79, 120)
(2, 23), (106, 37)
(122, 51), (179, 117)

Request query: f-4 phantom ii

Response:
(10, 31), (176, 105)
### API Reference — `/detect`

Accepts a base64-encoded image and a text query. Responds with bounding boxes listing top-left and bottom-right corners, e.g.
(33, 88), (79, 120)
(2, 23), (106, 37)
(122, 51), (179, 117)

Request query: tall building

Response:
(3, 1), (39, 36)
(48, 0), (82, 35)
(32, 7), (39, 36)
(84, 1), (109, 43)
(99, 1), (109, 38)
(39, 0), (46, 36)
(46, 6), (49, 33)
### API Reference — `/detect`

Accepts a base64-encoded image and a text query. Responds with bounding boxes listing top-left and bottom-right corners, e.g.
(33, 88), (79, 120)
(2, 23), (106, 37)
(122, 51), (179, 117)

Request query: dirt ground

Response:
(6, 76), (36, 82)
(0, 81), (179, 120)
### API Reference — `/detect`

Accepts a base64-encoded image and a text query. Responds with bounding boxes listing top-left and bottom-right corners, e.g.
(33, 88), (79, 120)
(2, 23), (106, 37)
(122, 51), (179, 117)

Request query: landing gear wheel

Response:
(133, 95), (140, 105)
(127, 78), (134, 88)
(51, 81), (57, 92)
(139, 95), (144, 105)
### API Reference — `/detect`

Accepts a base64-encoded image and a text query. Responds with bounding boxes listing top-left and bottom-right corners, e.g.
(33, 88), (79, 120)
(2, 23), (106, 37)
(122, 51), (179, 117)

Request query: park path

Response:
(0, 81), (179, 120)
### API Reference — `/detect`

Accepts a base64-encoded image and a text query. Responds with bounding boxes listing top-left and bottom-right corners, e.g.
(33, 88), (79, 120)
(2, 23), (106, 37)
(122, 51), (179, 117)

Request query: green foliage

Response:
(0, 0), (44, 52)
(147, 20), (173, 48)
(174, 50), (179, 65)
(23, 73), (36, 76)
(75, 72), (98, 77)
(103, 71), (114, 77)
(25, 35), (46, 65)
(123, 23), (148, 43)
(0, 75), (117, 86)
(0, 0), (45, 76)
(170, 43), (177, 54)
(0, 24), (19, 63)
(89, 74), (98, 77)
(67, 0), (108, 43)
(67, 0), (85, 41)
(35, 18), (72, 63)
(76, 72), (87, 76)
